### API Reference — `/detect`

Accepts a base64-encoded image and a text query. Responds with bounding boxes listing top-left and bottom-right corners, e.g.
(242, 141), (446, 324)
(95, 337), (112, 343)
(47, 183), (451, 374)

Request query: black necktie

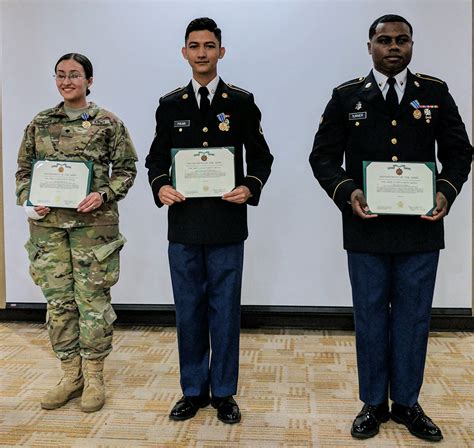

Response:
(199, 86), (210, 116)
(386, 77), (398, 116)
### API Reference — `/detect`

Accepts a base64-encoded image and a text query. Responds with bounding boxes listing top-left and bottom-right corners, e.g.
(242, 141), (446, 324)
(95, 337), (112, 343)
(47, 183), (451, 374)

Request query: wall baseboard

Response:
(1, 303), (472, 331)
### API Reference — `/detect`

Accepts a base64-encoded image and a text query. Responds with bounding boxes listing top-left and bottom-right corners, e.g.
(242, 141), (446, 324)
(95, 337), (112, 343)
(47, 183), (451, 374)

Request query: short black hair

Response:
(54, 53), (93, 96)
(185, 17), (222, 46)
(369, 15), (413, 39)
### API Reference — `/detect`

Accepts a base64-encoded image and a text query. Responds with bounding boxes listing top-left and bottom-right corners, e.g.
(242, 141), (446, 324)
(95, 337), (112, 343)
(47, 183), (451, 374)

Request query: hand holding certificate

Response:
(363, 161), (435, 216)
(171, 147), (235, 198)
(28, 160), (93, 208)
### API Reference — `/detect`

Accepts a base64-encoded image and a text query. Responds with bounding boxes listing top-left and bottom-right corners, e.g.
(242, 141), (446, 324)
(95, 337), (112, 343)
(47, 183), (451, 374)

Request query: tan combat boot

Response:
(41, 356), (83, 410)
(81, 358), (105, 412)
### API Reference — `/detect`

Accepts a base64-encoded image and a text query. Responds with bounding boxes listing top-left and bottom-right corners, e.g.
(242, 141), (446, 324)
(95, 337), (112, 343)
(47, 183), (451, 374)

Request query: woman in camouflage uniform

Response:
(15, 53), (138, 412)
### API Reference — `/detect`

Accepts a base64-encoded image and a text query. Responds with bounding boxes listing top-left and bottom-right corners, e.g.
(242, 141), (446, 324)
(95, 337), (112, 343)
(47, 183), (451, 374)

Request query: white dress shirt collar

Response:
(372, 68), (408, 101)
(192, 76), (220, 104)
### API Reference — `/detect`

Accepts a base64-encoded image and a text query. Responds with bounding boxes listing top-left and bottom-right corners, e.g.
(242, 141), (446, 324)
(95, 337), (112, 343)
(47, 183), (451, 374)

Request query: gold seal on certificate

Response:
(363, 161), (435, 215)
(27, 160), (93, 208)
(171, 147), (235, 198)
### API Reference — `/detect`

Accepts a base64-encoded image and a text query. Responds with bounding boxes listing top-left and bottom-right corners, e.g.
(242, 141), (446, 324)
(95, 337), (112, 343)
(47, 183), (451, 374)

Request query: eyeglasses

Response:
(54, 73), (84, 81)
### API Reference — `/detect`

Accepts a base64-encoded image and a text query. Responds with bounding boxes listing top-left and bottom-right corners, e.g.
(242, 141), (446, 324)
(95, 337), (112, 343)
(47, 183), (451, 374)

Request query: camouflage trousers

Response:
(25, 224), (125, 361)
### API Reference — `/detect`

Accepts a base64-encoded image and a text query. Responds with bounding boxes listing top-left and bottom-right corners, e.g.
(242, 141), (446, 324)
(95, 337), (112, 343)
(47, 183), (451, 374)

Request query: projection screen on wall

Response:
(2, 0), (472, 307)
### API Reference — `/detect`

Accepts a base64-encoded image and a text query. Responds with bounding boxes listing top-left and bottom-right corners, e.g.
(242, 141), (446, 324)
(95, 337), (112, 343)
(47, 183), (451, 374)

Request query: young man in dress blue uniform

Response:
(309, 15), (472, 442)
(146, 17), (273, 424)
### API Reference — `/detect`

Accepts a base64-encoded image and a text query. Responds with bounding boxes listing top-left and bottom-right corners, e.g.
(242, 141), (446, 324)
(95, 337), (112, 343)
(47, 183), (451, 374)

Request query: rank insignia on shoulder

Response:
(415, 73), (445, 85)
(160, 86), (186, 100)
(226, 83), (250, 95)
(336, 77), (365, 90)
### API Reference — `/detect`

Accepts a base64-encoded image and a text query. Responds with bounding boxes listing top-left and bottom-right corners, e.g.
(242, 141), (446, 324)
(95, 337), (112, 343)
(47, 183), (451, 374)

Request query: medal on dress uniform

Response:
(423, 108), (432, 123)
(410, 100), (422, 119)
(81, 112), (91, 129)
(411, 101), (438, 122)
(217, 112), (230, 131)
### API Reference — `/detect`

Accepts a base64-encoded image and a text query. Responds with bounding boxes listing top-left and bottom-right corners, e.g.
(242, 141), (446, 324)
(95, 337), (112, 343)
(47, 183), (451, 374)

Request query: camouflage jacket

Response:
(16, 102), (138, 228)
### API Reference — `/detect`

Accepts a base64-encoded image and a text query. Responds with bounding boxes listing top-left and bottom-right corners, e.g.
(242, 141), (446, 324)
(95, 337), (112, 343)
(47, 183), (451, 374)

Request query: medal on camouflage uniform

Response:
(217, 112), (230, 131)
(81, 112), (91, 129)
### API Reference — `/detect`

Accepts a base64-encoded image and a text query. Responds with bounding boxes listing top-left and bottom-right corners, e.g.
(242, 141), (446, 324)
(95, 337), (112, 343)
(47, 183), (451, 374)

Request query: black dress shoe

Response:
(391, 402), (443, 442)
(211, 396), (241, 424)
(351, 403), (390, 439)
(169, 395), (211, 421)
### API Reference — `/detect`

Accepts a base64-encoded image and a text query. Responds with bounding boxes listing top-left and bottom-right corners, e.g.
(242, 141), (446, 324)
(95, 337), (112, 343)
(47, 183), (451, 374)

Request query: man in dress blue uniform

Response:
(309, 14), (471, 442)
(146, 17), (273, 424)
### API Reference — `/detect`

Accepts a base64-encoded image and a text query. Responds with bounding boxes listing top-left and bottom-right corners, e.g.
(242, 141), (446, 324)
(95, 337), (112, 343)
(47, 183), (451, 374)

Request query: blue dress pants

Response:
(168, 242), (244, 398)
(347, 251), (439, 407)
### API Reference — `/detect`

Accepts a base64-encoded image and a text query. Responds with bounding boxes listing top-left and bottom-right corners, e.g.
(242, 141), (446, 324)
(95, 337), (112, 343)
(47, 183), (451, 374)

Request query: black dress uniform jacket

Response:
(309, 70), (472, 254)
(146, 79), (273, 244)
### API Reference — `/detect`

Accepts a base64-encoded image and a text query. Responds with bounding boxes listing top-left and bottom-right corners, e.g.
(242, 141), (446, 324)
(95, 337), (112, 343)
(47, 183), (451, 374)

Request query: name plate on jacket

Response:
(171, 147), (235, 198)
(363, 161), (435, 215)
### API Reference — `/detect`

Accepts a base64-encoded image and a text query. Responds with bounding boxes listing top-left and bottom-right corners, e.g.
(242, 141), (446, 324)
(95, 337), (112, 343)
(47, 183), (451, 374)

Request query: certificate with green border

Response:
(27, 159), (93, 208)
(363, 161), (436, 216)
(171, 147), (235, 198)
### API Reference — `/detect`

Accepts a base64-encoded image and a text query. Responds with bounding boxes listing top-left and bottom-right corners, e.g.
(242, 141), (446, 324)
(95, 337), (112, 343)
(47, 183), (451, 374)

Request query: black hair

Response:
(185, 17), (222, 46)
(54, 53), (93, 96)
(369, 15), (413, 39)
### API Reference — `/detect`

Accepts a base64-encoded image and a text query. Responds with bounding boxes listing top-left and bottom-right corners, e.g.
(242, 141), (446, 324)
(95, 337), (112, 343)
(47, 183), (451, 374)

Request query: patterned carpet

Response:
(0, 323), (472, 447)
